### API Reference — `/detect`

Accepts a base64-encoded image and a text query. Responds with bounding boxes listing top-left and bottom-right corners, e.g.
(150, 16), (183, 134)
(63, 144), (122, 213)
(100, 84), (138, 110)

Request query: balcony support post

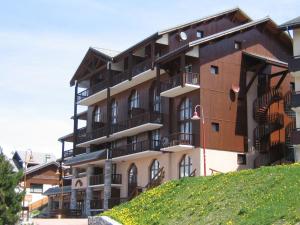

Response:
(70, 167), (78, 210)
(73, 81), (79, 156)
(103, 159), (112, 210)
(85, 166), (93, 216)
(107, 62), (112, 137)
(128, 53), (133, 81)
(156, 63), (161, 94)
(180, 54), (185, 87)
(151, 42), (155, 69)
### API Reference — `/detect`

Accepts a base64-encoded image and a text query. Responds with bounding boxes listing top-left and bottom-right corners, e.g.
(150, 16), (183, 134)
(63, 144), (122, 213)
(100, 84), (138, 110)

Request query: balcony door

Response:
(128, 164), (138, 197)
(179, 98), (192, 144)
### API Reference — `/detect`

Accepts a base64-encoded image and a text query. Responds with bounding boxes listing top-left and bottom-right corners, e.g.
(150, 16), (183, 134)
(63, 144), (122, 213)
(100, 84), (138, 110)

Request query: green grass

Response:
(102, 164), (300, 225)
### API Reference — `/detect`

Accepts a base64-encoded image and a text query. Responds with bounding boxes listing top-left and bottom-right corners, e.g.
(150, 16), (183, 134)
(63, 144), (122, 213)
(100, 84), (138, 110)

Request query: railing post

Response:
(128, 53), (133, 81)
(107, 62), (112, 137)
(180, 54), (185, 87)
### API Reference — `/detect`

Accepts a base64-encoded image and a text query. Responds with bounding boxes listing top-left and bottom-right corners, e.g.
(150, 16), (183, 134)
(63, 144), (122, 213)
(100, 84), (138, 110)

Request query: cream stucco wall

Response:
(115, 149), (201, 198)
(293, 28), (300, 56)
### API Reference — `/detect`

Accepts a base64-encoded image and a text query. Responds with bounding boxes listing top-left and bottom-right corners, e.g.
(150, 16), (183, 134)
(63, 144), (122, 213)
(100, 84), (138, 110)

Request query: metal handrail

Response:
(77, 80), (108, 102)
(161, 132), (194, 148)
(161, 72), (200, 92)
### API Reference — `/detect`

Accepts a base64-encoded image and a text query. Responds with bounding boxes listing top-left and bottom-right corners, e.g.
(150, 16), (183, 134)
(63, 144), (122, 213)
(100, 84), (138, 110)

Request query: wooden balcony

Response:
(111, 139), (161, 161)
(77, 112), (163, 147)
(291, 129), (300, 145)
(160, 132), (195, 152)
(89, 174), (122, 186)
(76, 59), (161, 106)
(160, 72), (200, 97)
(289, 56), (300, 73)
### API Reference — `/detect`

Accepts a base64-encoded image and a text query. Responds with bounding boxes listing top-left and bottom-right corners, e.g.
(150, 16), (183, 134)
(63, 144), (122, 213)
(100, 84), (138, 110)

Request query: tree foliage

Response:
(0, 149), (24, 225)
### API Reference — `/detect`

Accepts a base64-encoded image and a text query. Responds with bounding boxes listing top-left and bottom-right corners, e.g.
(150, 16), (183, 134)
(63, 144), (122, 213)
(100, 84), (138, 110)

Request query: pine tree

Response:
(0, 148), (24, 225)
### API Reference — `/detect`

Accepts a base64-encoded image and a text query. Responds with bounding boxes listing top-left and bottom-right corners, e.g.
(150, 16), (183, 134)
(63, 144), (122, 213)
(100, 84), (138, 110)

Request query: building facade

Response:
(48, 8), (294, 216)
(280, 17), (300, 162)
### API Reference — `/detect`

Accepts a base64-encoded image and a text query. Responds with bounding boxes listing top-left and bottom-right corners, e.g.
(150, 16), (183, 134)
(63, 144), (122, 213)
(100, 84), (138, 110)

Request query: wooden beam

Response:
(275, 71), (288, 89)
(245, 63), (266, 94)
(270, 69), (289, 78)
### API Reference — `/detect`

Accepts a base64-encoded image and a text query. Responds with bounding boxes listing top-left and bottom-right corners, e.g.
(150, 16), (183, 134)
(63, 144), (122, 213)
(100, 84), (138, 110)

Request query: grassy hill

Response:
(102, 164), (300, 225)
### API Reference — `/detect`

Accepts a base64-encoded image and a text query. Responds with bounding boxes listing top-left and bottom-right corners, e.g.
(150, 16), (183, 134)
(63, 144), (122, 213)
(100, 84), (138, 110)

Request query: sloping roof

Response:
(70, 7), (251, 86)
(279, 16), (300, 30)
(156, 17), (291, 63)
(15, 150), (56, 165)
(64, 150), (107, 166)
(43, 185), (72, 196)
(25, 161), (59, 175)
(242, 51), (288, 68)
(158, 7), (251, 35)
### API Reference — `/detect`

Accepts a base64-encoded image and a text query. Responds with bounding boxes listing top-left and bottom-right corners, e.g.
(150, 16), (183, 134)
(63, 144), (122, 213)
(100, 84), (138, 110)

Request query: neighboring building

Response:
(280, 17), (300, 162)
(48, 8), (294, 216)
(10, 151), (59, 214)
(12, 150), (56, 170)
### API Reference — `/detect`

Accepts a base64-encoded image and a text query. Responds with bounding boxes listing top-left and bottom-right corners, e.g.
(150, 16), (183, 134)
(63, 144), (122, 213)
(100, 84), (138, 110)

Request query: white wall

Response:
(293, 28), (300, 56)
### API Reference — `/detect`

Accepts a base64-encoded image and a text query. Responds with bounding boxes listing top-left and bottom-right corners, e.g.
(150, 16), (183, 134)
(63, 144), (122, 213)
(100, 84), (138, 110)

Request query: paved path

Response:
(33, 219), (88, 225)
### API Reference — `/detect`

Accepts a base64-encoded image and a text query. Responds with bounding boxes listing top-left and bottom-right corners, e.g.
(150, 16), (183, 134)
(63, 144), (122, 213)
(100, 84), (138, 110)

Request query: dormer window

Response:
(196, 30), (204, 38)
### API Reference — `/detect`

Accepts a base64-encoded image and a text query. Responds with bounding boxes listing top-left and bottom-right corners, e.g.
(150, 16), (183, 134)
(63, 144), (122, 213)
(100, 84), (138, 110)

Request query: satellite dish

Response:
(179, 32), (187, 41)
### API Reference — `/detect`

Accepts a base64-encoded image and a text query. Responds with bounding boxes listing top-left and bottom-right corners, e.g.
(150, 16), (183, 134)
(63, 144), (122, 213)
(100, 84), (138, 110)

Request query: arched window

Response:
(150, 159), (160, 180)
(179, 155), (192, 178)
(111, 99), (117, 124)
(128, 164), (138, 195)
(128, 90), (139, 117)
(93, 106), (102, 123)
(179, 98), (192, 139)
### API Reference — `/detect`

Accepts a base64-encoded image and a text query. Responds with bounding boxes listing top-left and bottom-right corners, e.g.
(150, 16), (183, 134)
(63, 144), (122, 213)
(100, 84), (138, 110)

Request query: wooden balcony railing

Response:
(111, 70), (129, 86)
(161, 72), (200, 92)
(89, 174), (122, 186)
(77, 126), (108, 144)
(132, 59), (151, 77)
(111, 111), (163, 134)
(90, 199), (103, 209)
(111, 139), (160, 158)
(77, 80), (108, 102)
(161, 132), (194, 148)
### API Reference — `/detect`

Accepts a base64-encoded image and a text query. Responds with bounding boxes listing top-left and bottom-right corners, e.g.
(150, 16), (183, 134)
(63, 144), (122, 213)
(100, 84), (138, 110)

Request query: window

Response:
(196, 30), (204, 38)
(179, 155), (192, 178)
(150, 159), (160, 180)
(179, 98), (192, 136)
(210, 65), (219, 75)
(94, 106), (102, 123)
(152, 86), (161, 112)
(211, 122), (220, 132)
(30, 184), (43, 193)
(290, 82), (295, 92)
(111, 99), (117, 124)
(234, 41), (242, 50)
(151, 129), (160, 149)
(128, 90), (139, 118)
(128, 164), (137, 185)
(185, 64), (192, 73)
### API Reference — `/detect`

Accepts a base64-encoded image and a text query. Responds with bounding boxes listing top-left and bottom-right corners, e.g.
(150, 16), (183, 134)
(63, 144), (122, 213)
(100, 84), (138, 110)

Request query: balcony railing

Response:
(89, 174), (122, 186)
(291, 91), (300, 108)
(289, 56), (300, 72)
(90, 199), (103, 210)
(161, 72), (200, 92)
(77, 126), (108, 144)
(291, 128), (300, 145)
(111, 111), (163, 134)
(132, 59), (151, 77)
(63, 149), (73, 158)
(111, 139), (160, 158)
(111, 70), (129, 86)
(77, 81), (108, 102)
(161, 132), (194, 148)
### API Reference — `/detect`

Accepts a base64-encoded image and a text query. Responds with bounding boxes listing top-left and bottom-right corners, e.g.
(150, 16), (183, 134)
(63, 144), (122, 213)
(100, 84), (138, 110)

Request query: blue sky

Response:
(0, 0), (299, 157)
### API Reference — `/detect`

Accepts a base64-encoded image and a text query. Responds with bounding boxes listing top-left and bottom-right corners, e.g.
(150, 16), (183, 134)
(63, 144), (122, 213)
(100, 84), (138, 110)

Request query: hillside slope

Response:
(102, 164), (300, 225)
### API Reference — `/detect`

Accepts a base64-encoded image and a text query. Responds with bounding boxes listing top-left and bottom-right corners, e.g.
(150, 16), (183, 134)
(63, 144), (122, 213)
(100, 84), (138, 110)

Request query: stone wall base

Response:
(88, 216), (122, 225)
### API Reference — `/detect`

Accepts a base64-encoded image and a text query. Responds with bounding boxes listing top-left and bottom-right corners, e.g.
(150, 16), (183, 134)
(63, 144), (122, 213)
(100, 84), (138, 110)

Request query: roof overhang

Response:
(279, 16), (300, 31)
(64, 150), (107, 166)
(242, 51), (288, 68)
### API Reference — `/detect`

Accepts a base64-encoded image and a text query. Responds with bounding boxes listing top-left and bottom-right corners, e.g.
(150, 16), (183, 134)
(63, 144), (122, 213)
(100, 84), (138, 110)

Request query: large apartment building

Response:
(280, 17), (300, 161)
(46, 8), (294, 217)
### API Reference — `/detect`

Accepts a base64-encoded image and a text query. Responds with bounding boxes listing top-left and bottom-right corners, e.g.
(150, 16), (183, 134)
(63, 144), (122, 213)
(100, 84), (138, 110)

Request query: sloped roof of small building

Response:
(64, 150), (107, 166)
(279, 16), (300, 30)
(14, 150), (56, 165)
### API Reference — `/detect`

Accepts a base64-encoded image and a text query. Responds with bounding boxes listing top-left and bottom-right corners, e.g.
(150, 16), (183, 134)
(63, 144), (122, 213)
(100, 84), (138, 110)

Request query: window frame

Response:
(30, 183), (43, 193)
(210, 65), (219, 75)
(150, 159), (160, 180)
(128, 90), (140, 117)
(94, 106), (102, 123)
(179, 155), (192, 178)
(179, 98), (192, 135)
(196, 30), (204, 38)
(211, 122), (220, 132)
(111, 99), (117, 124)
